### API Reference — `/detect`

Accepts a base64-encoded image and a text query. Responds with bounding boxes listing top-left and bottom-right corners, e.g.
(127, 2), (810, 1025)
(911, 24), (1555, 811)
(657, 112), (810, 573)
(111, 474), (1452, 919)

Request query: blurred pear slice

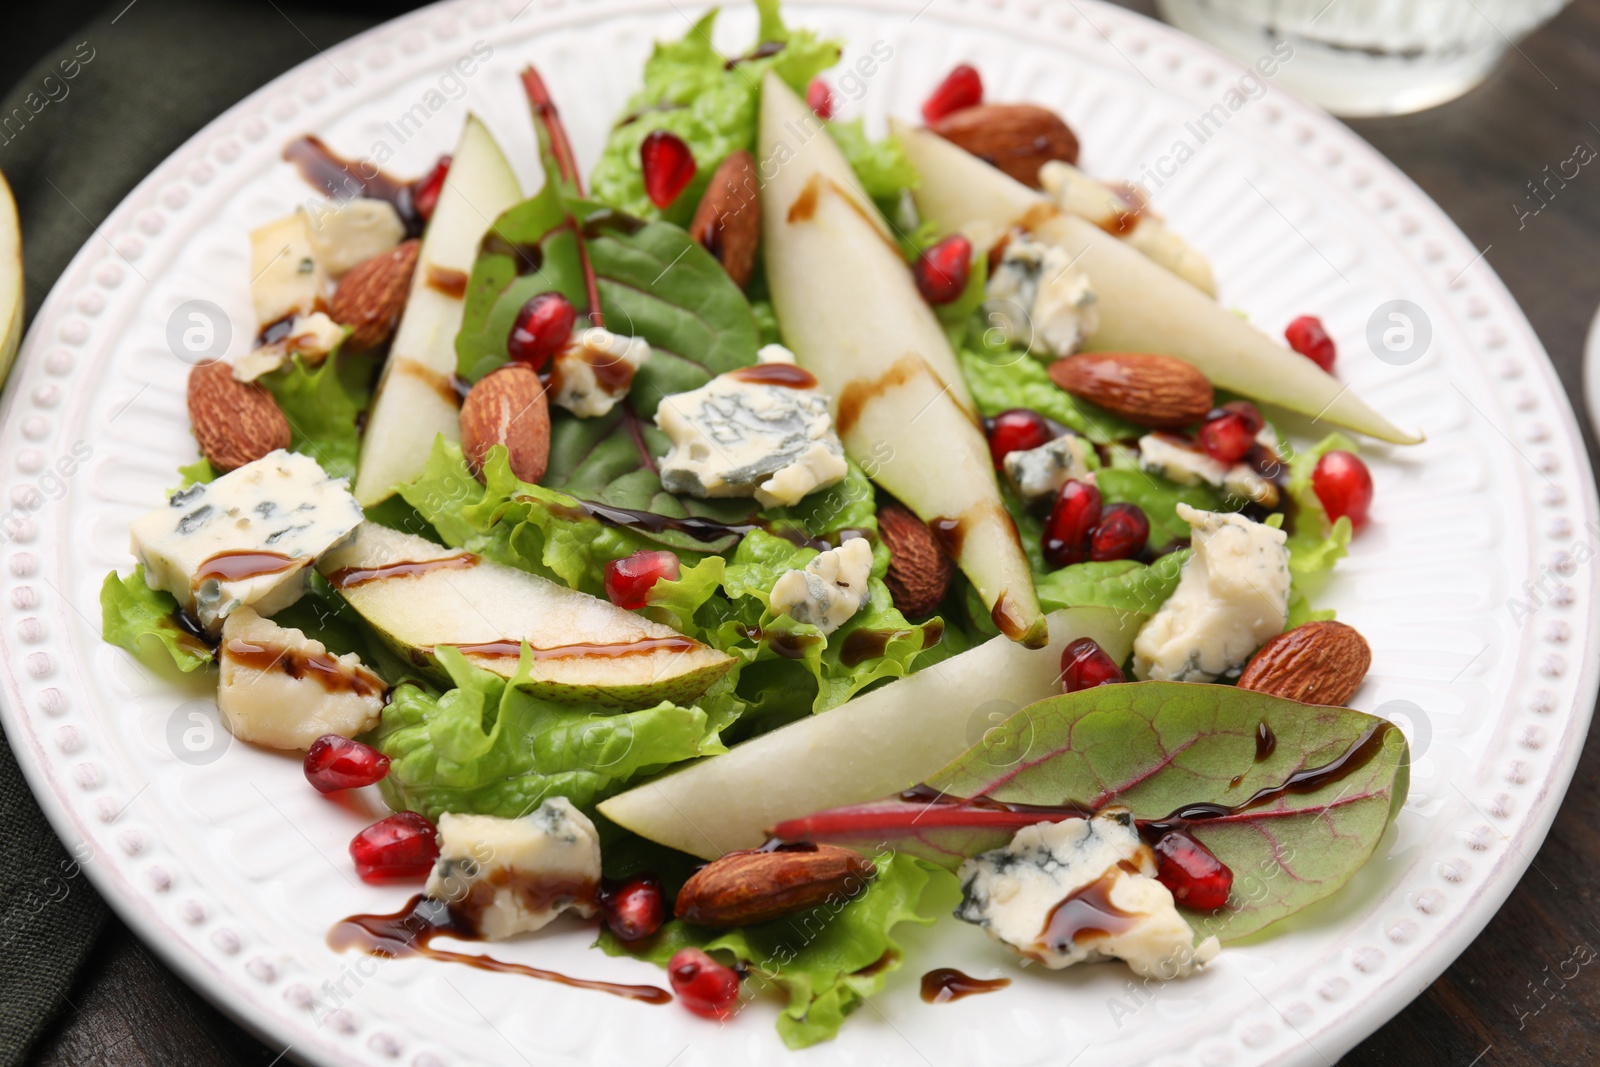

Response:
(895, 122), (1422, 446)
(0, 171), (21, 385)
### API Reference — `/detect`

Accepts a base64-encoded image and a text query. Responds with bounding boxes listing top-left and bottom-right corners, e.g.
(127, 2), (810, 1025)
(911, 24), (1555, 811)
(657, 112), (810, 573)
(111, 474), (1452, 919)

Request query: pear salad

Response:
(101, 1), (1418, 1049)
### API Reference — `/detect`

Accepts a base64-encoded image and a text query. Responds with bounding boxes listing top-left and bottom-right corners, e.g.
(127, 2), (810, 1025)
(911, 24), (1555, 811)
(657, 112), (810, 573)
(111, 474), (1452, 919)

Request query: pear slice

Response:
(759, 73), (1045, 646)
(598, 607), (1137, 858)
(317, 523), (734, 707)
(895, 123), (1423, 446)
(0, 171), (21, 384)
(353, 116), (524, 507)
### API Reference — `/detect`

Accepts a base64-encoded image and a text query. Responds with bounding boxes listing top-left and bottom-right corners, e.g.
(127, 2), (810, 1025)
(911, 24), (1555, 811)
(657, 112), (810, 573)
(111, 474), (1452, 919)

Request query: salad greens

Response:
(600, 852), (958, 1048)
(92, 0), (1392, 1047)
(374, 646), (731, 822)
(99, 567), (213, 672)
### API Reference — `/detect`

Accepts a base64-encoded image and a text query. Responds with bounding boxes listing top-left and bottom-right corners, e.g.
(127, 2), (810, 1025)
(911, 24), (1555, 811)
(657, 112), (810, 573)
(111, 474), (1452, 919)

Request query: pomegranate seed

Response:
(600, 875), (665, 942)
(304, 734), (390, 793)
(1285, 315), (1336, 373)
(1311, 450), (1374, 528)
(806, 78), (834, 120)
(1219, 400), (1264, 435)
(1198, 411), (1256, 464)
(1088, 503), (1149, 562)
(350, 812), (438, 882)
(641, 129), (697, 208)
(668, 947), (741, 1019)
(1043, 479), (1102, 568)
(507, 291), (577, 371)
(913, 234), (973, 305)
(985, 407), (1054, 469)
(1060, 636), (1125, 693)
(1152, 831), (1233, 911)
(411, 155), (452, 222)
(604, 550), (682, 610)
(921, 63), (983, 123)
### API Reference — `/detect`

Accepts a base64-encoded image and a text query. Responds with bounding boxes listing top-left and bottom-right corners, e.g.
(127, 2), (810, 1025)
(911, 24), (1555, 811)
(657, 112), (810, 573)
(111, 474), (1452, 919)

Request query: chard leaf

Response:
(781, 681), (1408, 941)
(455, 197), (760, 411)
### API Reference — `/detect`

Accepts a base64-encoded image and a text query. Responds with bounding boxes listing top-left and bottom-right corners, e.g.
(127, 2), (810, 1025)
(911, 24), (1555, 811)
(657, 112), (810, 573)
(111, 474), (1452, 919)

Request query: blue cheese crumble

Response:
(1132, 503), (1290, 682)
(1003, 434), (1092, 505)
(984, 233), (1099, 359)
(129, 450), (363, 633)
(425, 799), (602, 941)
(769, 536), (873, 635)
(655, 344), (848, 507)
(956, 809), (1219, 978)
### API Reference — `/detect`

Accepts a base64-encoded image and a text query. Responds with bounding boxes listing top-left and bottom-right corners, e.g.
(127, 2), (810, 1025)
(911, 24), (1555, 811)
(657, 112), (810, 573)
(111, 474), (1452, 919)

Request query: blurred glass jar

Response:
(1156, 0), (1572, 116)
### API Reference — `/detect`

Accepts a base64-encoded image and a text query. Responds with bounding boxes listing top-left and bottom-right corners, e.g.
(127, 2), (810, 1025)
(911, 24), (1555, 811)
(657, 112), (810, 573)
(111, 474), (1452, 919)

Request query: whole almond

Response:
(460, 364), (551, 484)
(1049, 352), (1214, 430)
(879, 501), (953, 617)
(331, 239), (419, 351)
(1237, 621), (1372, 706)
(929, 104), (1080, 188)
(689, 150), (760, 289)
(675, 844), (876, 928)
(187, 360), (291, 472)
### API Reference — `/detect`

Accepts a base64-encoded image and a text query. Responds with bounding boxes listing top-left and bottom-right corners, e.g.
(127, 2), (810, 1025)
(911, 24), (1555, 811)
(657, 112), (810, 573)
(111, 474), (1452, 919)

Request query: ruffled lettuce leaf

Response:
(959, 343), (1144, 443)
(646, 527), (938, 714)
(99, 567), (213, 672)
(599, 852), (959, 1048)
(1035, 551), (1190, 616)
(825, 117), (919, 208)
(400, 439), (712, 594)
(1282, 432), (1357, 626)
(175, 457), (217, 487)
(590, 0), (840, 222)
(257, 351), (372, 481)
(373, 645), (729, 821)
(1094, 466), (1227, 551)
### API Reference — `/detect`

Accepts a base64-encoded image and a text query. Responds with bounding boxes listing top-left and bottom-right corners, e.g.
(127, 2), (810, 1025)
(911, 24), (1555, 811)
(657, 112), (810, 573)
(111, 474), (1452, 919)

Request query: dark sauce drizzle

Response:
(921, 967), (1011, 1003)
(329, 895), (670, 1004)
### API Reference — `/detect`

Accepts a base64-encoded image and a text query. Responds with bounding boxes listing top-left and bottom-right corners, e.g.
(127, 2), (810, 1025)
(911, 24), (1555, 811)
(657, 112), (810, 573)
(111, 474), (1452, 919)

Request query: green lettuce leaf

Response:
(400, 439), (710, 594)
(99, 567), (213, 672)
(589, 0), (840, 222)
(825, 118), (919, 207)
(599, 852), (959, 1048)
(257, 351), (372, 481)
(175, 457), (217, 487)
(959, 344), (1145, 443)
(646, 528), (938, 714)
(1035, 552), (1189, 616)
(374, 645), (727, 821)
(1281, 432), (1358, 625)
(1094, 467), (1226, 550)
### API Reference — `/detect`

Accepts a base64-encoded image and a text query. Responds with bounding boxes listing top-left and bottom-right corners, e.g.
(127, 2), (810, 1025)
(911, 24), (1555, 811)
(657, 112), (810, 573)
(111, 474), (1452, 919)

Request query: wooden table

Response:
(23, 1), (1600, 1063)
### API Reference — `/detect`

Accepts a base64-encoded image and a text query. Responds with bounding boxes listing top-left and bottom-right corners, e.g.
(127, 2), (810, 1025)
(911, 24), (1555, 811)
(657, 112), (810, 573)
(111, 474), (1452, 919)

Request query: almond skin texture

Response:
(1049, 352), (1214, 430)
(879, 501), (954, 617)
(187, 360), (291, 472)
(689, 150), (760, 289)
(331, 239), (420, 352)
(675, 844), (876, 928)
(1237, 621), (1372, 706)
(929, 104), (1080, 188)
(459, 364), (551, 484)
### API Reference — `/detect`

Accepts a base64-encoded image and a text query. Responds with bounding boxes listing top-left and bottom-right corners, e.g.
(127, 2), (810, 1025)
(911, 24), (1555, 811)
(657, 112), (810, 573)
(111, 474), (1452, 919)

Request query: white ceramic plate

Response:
(2, 2), (1596, 1064)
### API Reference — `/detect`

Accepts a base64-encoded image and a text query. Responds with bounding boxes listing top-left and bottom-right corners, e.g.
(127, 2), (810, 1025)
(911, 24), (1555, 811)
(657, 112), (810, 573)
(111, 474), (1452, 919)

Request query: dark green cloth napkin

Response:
(0, 2), (398, 1061)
